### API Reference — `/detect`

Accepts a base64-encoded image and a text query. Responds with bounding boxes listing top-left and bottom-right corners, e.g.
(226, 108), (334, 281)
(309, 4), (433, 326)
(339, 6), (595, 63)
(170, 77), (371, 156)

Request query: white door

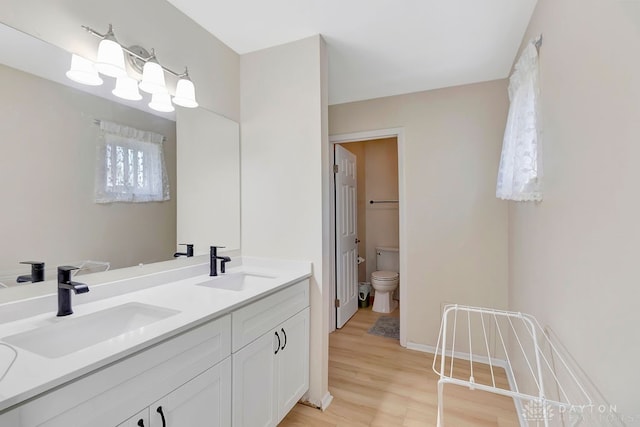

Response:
(335, 144), (359, 328)
(276, 308), (310, 423)
(232, 332), (278, 427)
(150, 359), (232, 427)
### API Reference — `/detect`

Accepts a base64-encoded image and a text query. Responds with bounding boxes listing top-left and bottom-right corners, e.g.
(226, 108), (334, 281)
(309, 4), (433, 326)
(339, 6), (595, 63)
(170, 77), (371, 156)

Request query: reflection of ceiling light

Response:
(112, 75), (142, 101)
(94, 24), (126, 78)
(172, 69), (198, 108)
(66, 54), (103, 86)
(149, 92), (175, 113)
(66, 24), (199, 111)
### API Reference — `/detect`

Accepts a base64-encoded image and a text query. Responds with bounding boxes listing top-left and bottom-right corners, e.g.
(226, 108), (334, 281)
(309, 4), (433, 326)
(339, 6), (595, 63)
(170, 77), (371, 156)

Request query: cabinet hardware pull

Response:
(281, 327), (287, 350)
(137, 419), (145, 427)
(274, 331), (281, 354)
(157, 406), (167, 427)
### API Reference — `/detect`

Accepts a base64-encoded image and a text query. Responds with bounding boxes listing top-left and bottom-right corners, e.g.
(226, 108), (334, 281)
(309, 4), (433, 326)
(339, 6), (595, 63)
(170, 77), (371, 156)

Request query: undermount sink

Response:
(2, 302), (179, 358)
(196, 272), (277, 292)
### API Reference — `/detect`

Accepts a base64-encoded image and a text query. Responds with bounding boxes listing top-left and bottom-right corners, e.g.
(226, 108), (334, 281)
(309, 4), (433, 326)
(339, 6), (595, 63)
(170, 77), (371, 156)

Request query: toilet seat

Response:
(371, 270), (399, 281)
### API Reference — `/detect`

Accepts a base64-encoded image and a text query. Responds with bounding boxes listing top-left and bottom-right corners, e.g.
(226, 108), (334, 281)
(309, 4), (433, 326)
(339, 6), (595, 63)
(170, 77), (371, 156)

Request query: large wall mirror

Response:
(0, 22), (240, 288)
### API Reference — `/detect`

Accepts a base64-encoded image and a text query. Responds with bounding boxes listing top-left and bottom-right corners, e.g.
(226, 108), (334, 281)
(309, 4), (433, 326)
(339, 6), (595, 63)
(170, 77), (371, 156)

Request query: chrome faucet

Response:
(174, 243), (194, 258)
(16, 261), (45, 283)
(57, 266), (89, 317)
(210, 246), (231, 276)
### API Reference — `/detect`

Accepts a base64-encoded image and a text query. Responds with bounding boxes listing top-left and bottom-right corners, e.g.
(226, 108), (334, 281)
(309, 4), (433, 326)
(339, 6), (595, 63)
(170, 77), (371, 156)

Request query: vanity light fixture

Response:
(66, 24), (198, 112)
(94, 24), (126, 78)
(149, 92), (175, 113)
(173, 68), (198, 108)
(138, 49), (166, 95)
(66, 54), (103, 86)
(112, 75), (142, 101)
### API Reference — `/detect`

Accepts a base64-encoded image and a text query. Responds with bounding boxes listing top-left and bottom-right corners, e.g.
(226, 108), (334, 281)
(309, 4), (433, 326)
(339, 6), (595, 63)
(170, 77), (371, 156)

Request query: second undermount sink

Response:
(196, 272), (277, 292)
(2, 302), (180, 358)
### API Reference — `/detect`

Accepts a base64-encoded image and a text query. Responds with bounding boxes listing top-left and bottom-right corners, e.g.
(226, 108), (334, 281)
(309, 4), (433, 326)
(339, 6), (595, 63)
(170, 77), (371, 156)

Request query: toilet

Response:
(371, 247), (399, 313)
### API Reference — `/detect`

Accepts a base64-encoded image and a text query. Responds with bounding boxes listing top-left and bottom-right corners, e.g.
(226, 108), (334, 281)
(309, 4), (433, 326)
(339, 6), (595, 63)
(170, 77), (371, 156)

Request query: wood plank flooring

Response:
(279, 307), (519, 426)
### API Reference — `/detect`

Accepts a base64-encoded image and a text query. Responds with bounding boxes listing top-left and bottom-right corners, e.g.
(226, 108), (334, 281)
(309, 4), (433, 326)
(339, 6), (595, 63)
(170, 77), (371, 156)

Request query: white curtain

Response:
(95, 121), (170, 203)
(496, 40), (542, 202)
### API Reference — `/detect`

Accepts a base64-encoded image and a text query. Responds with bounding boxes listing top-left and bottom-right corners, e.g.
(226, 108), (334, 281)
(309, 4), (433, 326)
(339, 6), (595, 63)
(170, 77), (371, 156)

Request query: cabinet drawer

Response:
(232, 279), (309, 352)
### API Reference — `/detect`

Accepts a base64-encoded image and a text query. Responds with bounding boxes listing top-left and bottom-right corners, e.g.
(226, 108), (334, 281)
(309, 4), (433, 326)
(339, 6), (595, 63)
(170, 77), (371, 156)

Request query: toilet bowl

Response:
(371, 270), (399, 313)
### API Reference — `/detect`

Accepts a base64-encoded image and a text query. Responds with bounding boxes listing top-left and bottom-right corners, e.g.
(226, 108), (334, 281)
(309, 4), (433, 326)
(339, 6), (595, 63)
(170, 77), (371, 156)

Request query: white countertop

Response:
(0, 256), (311, 413)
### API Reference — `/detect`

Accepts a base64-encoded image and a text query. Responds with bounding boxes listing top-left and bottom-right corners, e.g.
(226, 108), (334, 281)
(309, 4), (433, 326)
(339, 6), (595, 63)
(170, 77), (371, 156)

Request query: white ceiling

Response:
(166, 0), (538, 105)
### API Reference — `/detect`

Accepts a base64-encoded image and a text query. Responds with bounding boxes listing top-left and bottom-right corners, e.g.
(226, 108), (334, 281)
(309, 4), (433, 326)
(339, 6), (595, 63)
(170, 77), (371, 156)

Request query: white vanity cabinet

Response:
(0, 273), (311, 427)
(117, 409), (148, 427)
(117, 359), (232, 427)
(2, 315), (232, 427)
(231, 279), (310, 427)
(148, 359), (231, 427)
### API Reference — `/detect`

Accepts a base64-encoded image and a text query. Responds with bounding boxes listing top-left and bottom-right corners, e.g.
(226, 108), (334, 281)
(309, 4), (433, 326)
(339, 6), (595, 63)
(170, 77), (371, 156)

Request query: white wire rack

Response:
(432, 304), (622, 427)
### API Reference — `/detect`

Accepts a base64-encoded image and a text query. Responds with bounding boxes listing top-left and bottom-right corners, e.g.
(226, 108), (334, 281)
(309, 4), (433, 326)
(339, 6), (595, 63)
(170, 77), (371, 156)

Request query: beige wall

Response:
(343, 138), (400, 282)
(330, 80), (509, 347)
(364, 138), (399, 280)
(0, 63), (176, 275)
(508, 0), (640, 417)
(240, 36), (329, 407)
(0, 0), (240, 121)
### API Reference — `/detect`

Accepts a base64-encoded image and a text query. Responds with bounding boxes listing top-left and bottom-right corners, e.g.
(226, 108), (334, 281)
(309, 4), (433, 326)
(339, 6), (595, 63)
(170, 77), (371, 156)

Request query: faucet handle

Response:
(179, 243), (194, 257)
(57, 265), (79, 283)
(210, 245), (226, 249)
(20, 261), (44, 266)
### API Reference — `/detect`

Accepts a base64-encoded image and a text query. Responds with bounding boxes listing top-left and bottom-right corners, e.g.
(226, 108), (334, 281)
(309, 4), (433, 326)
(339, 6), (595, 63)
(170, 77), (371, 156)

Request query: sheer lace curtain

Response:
(496, 39), (543, 202)
(95, 120), (170, 203)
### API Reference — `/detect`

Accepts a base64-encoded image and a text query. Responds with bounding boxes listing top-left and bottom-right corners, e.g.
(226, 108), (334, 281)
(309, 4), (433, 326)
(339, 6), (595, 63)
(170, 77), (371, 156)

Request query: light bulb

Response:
(112, 76), (142, 101)
(66, 54), (103, 86)
(94, 25), (126, 78)
(149, 92), (174, 113)
(173, 76), (198, 108)
(139, 52), (167, 94)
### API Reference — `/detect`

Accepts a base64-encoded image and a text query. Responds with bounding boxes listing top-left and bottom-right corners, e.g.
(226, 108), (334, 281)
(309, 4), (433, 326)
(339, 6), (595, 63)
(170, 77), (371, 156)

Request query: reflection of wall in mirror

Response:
(0, 61), (177, 275)
(177, 107), (241, 254)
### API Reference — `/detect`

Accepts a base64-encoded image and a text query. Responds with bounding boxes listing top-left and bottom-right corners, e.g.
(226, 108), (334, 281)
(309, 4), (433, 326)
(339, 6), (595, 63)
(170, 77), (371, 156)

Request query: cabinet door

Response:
(232, 331), (279, 427)
(118, 409), (149, 427)
(150, 357), (231, 427)
(276, 308), (310, 422)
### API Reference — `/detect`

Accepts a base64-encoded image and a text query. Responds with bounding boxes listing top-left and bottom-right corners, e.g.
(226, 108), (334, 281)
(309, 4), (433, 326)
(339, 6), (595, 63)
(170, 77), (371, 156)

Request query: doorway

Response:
(329, 128), (407, 346)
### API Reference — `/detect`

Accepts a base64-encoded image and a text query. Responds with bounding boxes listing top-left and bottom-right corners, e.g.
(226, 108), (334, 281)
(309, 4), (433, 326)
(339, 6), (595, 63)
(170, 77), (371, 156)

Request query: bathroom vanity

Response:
(0, 257), (311, 426)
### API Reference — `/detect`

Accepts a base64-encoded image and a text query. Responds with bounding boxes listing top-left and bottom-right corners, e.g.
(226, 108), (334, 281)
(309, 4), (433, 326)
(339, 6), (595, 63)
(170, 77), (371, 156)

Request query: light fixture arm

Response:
(81, 24), (186, 78)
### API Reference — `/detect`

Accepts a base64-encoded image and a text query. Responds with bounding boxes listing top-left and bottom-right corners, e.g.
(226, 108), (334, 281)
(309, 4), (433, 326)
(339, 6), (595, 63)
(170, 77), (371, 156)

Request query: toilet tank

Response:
(376, 247), (399, 272)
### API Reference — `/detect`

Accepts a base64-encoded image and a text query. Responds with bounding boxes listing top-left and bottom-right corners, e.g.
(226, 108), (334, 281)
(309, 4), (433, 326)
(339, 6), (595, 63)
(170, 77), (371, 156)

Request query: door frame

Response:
(328, 127), (407, 347)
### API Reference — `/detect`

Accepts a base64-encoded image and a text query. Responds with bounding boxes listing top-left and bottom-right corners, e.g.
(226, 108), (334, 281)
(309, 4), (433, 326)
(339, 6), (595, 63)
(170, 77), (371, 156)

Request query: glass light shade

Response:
(149, 92), (174, 113)
(66, 54), (103, 86)
(138, 60), (167, 94)
(172, 77), (198, 108)
(95, 38), (126, 78)
(112, 76), (142, 101)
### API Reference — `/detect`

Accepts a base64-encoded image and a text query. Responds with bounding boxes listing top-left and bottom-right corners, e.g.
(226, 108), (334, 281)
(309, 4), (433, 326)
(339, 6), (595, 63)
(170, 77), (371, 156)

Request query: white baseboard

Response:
(407, 341), (508, 369)
(406, 341), (437, 353)
(320, 391), (333, 411)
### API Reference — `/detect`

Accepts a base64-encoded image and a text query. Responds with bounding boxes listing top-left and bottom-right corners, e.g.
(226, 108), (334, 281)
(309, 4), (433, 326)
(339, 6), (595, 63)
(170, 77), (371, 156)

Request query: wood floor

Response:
(279, 307), (519, 426)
